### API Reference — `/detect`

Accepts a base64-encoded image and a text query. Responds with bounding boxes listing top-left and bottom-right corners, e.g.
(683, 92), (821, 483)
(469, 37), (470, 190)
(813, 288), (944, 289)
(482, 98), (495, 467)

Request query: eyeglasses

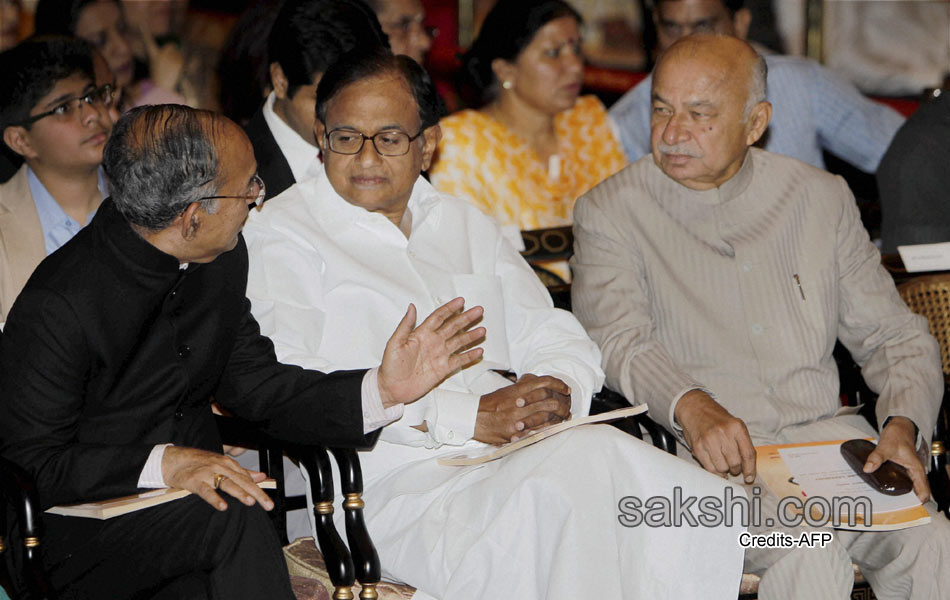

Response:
(325, 128), (424, 157)
(16, 84), (116, 126)
(199, 174), (266, 211)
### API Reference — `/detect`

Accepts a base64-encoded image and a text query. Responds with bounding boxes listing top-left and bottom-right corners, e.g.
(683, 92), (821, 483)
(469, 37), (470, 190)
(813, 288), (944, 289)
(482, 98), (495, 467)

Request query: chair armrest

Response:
(214, 414), (384, 596)
(590, 387), (677, 455)
(590, 387), (642, 441)
(331, 448), (381, 596)
(0, 457), (54, 599)
(635, 413), (677, 456)
(929, 384), (950, 517)
(293, 447), (356, 597)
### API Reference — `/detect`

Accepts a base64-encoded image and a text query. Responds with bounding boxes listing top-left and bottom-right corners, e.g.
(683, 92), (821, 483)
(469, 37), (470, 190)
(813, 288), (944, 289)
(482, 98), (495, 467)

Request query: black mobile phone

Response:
(840, 439), (913, 496)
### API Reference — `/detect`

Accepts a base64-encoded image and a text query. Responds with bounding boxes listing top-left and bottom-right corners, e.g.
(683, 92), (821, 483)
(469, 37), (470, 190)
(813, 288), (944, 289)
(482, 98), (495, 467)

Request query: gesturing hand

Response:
(864, 416), (930, 503)
(475, 374), (572, 445)
(675, 390), (757, 483)
(162, 446), (274, 512)
(378, 298), (486, 409)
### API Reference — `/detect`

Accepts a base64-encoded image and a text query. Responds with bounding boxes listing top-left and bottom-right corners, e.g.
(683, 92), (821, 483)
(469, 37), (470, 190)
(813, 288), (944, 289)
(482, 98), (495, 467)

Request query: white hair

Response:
(744, 52), (767, 119)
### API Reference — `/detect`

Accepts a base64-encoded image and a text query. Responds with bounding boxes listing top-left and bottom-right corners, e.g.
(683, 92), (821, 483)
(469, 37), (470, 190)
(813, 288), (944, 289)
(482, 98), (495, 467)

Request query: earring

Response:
(502, 80), (512, 90)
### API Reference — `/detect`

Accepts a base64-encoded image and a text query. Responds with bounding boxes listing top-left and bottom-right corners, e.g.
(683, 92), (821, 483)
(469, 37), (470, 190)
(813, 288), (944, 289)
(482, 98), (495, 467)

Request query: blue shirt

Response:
(608, 54), (905, 173)
(28, 166), (107, 256)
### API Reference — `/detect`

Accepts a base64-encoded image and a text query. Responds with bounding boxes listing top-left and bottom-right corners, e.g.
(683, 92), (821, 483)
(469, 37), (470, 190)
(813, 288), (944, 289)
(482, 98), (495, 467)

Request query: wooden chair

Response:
(0, 457), (52, 600)
(214, 414), (411, 600)
(520, 225), (572, 310)
(898, 274), (950, 374)
(0, 427), (398, 600)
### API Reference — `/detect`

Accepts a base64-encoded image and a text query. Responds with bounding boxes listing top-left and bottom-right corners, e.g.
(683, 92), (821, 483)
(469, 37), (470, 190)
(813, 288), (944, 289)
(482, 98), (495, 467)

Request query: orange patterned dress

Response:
(429, 95), (627, 232)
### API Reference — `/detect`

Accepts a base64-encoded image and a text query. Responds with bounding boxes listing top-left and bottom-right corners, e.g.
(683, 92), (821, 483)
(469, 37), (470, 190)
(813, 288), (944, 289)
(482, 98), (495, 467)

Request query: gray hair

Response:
(744, 51), (767, 119)
(103, 105), (220, 230)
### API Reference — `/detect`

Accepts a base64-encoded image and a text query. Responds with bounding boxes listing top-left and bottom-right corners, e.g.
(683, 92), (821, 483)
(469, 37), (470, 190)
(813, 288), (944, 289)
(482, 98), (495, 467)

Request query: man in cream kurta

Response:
(243, 166), (748, 599)
(573, 34), (949, 600)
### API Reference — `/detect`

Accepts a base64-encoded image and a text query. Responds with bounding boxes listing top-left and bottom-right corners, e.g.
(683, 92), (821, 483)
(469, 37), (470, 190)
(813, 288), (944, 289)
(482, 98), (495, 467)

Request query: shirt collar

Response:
(95, 198), (184, 276)
(28, 166), (108, 256)
(652, 149), (755, 206)
(262, 91), (321, 183)
(305, 165), (443, 237)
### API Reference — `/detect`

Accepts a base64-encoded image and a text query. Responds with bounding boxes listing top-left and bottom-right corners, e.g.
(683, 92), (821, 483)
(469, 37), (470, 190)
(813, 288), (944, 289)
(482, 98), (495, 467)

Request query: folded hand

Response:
(475, 374), (572, 445)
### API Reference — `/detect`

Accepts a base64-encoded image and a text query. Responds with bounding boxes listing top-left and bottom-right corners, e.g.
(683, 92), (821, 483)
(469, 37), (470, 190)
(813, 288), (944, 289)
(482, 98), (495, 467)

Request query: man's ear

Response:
(732, 8), (752, 40)
(3, 126), (37, 160)
(313, 119), (327, 152)
(745, 101), (772, 146)
(420, 124), (441, 171)
(270, 62), (289, 99)
(178, 202), (202, 241)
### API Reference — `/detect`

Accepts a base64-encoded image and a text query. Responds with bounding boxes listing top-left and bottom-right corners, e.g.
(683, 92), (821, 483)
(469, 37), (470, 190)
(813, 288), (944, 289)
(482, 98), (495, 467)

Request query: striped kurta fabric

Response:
(571, 148), (942, 446)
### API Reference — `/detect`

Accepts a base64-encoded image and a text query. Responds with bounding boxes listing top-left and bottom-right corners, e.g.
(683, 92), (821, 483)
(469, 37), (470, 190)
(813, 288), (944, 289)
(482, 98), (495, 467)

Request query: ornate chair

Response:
(214, 414), (418, 600)
(520, 225), (573, 309)
(0, 426), (405, 600)
(0, 457), (51, 600)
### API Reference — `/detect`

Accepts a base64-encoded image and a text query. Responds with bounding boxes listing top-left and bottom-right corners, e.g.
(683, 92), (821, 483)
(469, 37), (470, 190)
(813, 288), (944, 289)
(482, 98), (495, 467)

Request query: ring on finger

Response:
(213, 473), (227, 489)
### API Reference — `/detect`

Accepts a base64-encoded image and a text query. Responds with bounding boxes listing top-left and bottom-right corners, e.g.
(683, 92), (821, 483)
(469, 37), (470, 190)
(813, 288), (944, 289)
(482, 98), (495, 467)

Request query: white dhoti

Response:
(299, 425), (747, 599)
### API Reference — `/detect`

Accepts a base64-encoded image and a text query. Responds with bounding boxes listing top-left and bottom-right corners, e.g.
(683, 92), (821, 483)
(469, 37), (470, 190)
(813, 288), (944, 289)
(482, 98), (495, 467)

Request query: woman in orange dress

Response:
(429, 0), (627, 250)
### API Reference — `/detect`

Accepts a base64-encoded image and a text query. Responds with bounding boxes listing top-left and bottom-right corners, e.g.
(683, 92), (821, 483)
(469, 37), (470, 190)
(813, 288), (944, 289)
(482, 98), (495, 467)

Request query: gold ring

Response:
(213, 473), (227, 489)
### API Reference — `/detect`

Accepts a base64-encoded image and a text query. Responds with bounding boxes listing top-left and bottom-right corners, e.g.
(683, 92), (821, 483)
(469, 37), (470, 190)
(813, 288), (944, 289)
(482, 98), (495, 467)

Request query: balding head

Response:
(649, 34), (771, 190)
(661, 34), (766, 117)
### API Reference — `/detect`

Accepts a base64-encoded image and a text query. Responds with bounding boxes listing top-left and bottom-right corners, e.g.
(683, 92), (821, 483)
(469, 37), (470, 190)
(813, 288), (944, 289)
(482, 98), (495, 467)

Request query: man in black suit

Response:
(245, 0), (388, 201)
(0, 104), (484, 599)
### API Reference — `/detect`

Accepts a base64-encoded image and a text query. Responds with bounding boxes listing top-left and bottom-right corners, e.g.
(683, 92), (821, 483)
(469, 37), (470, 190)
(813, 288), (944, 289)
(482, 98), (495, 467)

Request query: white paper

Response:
(897, 242), (950, 273)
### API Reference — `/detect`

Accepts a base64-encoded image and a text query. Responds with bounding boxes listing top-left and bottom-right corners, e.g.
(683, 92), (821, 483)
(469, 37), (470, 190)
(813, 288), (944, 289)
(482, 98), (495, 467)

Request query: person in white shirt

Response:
(244, 47), (748, 600)
(243, 0), (389, 201)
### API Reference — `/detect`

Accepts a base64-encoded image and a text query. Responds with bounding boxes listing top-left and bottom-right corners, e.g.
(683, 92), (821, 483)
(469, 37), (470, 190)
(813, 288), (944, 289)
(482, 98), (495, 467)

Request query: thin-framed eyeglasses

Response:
(16, 84), (116, 126)
(324, 128), (424, 157)
(199, 174), (266, 211)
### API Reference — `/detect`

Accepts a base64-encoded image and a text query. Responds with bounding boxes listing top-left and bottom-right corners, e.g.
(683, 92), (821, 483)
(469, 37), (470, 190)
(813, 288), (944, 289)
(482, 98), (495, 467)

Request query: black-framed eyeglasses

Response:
(199, 174), (266, 211)
(324, 128), (424, 157)
(16, 84), (116, 126)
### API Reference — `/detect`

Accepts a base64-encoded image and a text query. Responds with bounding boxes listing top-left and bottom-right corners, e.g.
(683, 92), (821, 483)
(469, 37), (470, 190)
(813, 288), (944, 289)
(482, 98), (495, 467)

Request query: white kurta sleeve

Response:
(493, 234), (605, 417)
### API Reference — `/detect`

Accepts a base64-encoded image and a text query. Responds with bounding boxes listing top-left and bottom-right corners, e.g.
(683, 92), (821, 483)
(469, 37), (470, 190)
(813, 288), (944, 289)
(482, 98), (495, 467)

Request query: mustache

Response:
(657, 143), (703, 158)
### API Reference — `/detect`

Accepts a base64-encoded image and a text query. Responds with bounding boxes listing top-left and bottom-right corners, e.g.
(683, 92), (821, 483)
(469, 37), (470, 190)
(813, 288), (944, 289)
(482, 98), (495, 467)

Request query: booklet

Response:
(438, 405), (648, 466)
(46, 478), (277, 520)
(755, 440), (930, 531)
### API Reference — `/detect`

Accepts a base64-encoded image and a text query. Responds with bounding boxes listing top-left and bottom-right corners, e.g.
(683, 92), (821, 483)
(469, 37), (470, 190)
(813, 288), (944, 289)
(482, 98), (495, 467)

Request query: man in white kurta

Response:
(572, 34), (950, 600)
(243, 166), (748, 599)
